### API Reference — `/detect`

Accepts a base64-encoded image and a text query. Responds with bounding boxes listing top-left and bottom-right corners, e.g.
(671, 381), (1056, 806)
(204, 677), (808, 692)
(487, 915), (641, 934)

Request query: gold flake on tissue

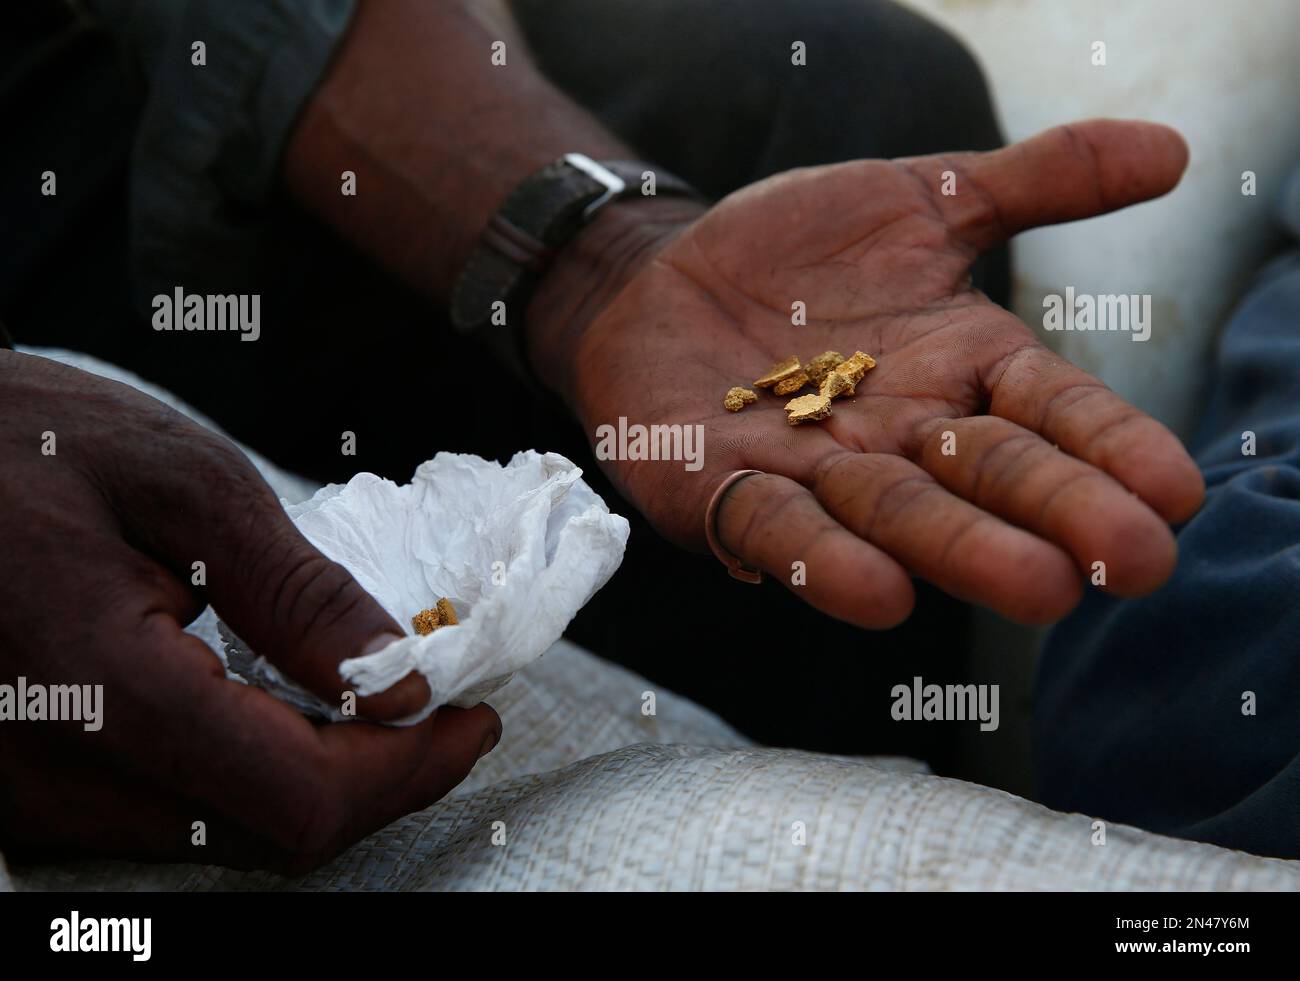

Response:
(412, 597), (459, 636)
(436, 596), (459, 626)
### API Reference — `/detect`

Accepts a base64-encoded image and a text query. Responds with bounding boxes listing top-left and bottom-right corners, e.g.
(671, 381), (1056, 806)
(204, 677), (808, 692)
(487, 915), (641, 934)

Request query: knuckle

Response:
(128, 429), (276, 546)
(188, 436), (274, 508)
(967, 431), (1040, 500)
(740, 479), (804, 551)
(870, 473), (938, 534)
(1033, 468), (1102, 529)
(1038, 381), (1109, 433)
(935, 513), (988, 570)
(1085, 406), (1146, 463)
(809, 449), (861, 500)
(260, 544), (360, 642)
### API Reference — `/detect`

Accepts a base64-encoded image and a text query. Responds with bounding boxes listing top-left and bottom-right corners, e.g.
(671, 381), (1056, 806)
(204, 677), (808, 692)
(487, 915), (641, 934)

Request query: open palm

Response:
(569, 120), (1203, 628)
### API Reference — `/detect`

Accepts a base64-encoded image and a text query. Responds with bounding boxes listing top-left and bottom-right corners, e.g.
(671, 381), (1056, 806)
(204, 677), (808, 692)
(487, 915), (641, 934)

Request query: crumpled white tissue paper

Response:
(218, 451), (629, 724)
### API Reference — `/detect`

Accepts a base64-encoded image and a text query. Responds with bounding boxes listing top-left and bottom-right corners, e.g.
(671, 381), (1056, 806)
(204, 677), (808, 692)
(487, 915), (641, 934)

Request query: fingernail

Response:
(380, 673), (433, 716)
(478, 726), (502, 759)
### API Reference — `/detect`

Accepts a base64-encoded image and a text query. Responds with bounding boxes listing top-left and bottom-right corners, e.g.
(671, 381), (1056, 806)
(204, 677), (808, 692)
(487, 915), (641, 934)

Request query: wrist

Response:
(524, 195), (706, 403)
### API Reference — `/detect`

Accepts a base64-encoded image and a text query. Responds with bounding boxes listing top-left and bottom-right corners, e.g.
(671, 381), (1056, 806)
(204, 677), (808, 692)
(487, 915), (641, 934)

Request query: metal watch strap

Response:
(449, 155), (697, 380)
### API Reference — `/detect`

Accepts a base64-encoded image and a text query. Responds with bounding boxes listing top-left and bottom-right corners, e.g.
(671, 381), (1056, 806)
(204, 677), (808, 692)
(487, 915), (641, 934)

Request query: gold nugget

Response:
(753, 356), (803, 389)
(806, 351), (846, 385)
(772, 370), (811, 396)
(835, 350), (876, 386)
(436, 596), (459, 626)
(819, 370), (855, 400)
(820, 350), (876, 399)
(412, 597), (459, 636)
(411, 608), (441, 636)
(723, 386), (759, 412)
(784, 393), (832, 425)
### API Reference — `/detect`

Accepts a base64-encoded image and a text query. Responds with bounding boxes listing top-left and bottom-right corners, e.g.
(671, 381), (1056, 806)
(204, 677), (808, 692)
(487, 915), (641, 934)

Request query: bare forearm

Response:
(283, 0), (634, 299)
(283, 0), (707, 399)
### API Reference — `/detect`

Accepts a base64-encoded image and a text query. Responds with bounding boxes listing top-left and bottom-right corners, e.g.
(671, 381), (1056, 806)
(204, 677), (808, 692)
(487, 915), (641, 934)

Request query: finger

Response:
(194, 683), (501, 874)
(116, 434), (430, 720)
(38, 530), (501, 871)
(982, 341), (1204, 523)
(810, 451), (1082, 624)
(0, 738), (292, 870)
(911, 415), (1179, 596)
(100, 610), (500, 874)
(907, 119), (1189, 253)
(4, 702), (500, 874)
(315, 704), (501, 858)
(714, 471), (915, 629)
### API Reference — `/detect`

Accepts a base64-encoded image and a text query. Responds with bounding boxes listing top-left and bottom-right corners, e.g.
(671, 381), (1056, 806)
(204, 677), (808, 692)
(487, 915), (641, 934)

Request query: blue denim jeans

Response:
(1035, 170), (1300, 857)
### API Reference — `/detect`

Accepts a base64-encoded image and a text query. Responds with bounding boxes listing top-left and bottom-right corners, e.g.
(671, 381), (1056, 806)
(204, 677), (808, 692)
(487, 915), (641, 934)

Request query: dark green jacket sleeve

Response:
(86, 0), (356, 308)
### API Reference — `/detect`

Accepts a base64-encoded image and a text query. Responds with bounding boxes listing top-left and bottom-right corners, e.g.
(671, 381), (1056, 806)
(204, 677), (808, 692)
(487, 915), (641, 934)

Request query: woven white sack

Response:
(15, 641), (1300, 892)
(220, 451), (630, 723)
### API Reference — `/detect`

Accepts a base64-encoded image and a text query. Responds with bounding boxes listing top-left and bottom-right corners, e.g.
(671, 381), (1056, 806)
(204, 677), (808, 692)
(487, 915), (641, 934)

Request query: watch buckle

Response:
(563, 153), (627, 219)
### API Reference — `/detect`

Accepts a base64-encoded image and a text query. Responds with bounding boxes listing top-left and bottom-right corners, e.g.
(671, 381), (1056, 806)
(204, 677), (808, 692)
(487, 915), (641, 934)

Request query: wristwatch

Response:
(450, 154), (698, 381)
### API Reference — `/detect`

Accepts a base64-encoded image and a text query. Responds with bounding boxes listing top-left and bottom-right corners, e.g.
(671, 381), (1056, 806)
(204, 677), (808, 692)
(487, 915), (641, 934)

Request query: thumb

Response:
(127, 440), (431, 721)
(907, 118), (1190, 253)
(208, 516), (432, 721)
